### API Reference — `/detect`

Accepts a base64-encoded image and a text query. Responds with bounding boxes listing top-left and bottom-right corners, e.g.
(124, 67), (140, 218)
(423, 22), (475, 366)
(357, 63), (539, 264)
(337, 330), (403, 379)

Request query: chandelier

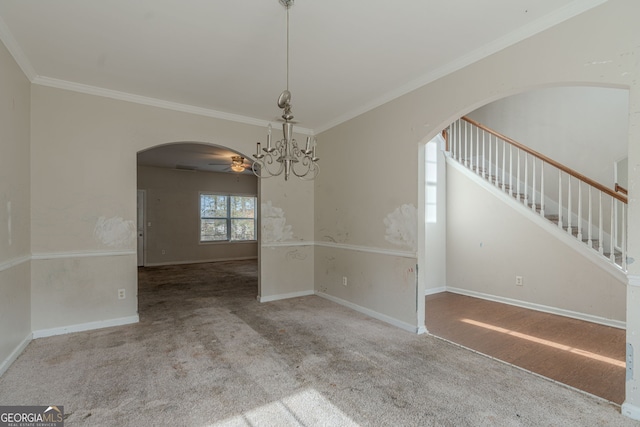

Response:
(252, 0), (319, 181)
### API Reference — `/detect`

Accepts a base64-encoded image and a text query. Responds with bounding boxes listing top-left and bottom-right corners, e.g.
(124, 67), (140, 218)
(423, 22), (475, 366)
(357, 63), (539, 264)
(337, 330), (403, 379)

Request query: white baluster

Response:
(577, 183), (583, 241)
(558, 171), (563, 229)
(516, 149), (520, 200)
(614, 192), (619, 250)
(610, 197), (615, 263)
(622, 204), (627, 270)
(531, 158), (537, 212)
(469, 125), (478, 171)
(474, 126), (479, 173)
(456, 119), (462, 162)
(450, 122), (455, 158)
(464, 121), (468, 166)
(524, 153), (529, 207)
(488, 133), (493, 183)
(470, 124), (475, 171)
(540, 162), (545, 217)
(482, 130), (486, 178)
(567, 176), (572, 236)
(495, 135), (499, 187)
(509, 145), (513, 196)
(501, 140), (506, 192)
(587, 187), (593, 248)
(598, 192), (604, 255)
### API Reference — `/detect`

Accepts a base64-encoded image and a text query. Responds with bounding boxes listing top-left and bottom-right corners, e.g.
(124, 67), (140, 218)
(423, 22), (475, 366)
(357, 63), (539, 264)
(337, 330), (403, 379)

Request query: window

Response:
(200, 194), (256, 242)
(426, 140), (439, 223)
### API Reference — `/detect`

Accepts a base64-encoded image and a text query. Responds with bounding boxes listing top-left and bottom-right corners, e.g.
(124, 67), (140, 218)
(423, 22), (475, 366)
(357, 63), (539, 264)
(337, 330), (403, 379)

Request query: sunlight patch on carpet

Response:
(208, 388), (359, 426)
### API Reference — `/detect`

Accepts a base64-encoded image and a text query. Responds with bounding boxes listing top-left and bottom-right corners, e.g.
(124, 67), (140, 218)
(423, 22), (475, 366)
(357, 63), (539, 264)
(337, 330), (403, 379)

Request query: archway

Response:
(136, 141), (260, 312)
(420, 85), (629, 404)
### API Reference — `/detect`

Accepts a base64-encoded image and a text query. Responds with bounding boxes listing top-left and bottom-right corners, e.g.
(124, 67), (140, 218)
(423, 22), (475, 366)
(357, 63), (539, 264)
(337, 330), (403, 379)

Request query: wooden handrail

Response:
(615, 183), (628, 195)
(461, 116), (627, 204)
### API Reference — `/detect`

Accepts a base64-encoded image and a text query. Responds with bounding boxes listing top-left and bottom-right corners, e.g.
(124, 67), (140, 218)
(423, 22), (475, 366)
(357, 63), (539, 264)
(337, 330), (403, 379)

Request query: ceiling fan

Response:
(230, 155), (247, 172)
(208, 155), (252, 173)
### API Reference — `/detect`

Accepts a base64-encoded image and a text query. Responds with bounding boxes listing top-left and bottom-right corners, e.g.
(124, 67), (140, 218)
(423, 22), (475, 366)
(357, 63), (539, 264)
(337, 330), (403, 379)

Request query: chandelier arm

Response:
(253, 158), (284, 179)
(293, 162), (320, 181)
(290, 154), (318, 178)
(252, 147), (286, 178)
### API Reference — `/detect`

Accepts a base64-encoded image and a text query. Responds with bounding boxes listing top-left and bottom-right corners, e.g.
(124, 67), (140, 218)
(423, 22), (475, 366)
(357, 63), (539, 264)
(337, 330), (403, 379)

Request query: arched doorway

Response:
(136, 142), (259, 315)
(422, 85), (629, 404)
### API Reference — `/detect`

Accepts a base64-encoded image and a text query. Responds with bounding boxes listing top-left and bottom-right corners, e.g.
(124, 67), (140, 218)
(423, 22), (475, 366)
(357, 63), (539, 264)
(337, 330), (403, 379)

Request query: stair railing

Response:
(447, 116), (628, 271)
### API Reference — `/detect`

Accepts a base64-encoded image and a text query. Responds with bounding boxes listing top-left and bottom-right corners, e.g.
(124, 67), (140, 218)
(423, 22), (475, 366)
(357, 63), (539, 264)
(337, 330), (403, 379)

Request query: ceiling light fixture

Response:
(252, 0), (319, 181)
(230, 156), (245, 172)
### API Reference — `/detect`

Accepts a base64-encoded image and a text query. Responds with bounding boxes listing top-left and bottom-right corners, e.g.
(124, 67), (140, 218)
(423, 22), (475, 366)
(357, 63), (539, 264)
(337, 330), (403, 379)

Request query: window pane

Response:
(230, 196), (255, 219)
(426, 184), (437, 202)
(231, 219), (255, 240)
(426, 166), (437, 183)
(201, 219), (227, 241)
(201, 195), (227, 218)
(426, 204), (437, 224)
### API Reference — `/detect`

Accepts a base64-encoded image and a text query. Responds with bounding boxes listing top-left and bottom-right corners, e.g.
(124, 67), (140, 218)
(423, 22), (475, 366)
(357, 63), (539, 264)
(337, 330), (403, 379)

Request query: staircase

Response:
(446, 116), (628, 271)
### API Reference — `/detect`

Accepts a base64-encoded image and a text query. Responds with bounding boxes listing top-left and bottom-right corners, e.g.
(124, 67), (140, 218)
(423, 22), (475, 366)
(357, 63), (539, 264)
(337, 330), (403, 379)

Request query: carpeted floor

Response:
(0, 260), (637, 426)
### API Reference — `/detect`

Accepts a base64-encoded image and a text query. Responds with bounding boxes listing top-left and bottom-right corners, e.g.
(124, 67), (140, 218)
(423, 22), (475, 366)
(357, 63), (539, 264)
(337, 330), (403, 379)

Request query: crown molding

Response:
(32, 76), (315, 135)
(0, 0), (605, 136)
(314, 0), (608, 134)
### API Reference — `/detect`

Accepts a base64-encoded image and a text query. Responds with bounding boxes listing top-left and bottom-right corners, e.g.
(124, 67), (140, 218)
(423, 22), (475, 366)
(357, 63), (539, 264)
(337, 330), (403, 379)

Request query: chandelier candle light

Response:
(252, 0), (319, 181)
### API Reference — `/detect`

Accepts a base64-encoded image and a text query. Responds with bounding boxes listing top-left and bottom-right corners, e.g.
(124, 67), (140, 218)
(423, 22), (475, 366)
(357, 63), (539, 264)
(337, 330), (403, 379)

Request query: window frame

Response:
(199, 192), (257, 243)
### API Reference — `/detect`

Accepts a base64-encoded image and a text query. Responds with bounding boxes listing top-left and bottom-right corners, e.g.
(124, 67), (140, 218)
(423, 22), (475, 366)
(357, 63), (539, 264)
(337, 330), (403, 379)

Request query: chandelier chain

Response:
(286, 6), (290, 92)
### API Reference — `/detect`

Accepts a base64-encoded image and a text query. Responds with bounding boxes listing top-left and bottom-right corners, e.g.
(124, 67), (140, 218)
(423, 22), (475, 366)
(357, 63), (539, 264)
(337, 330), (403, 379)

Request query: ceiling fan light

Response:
(231, 155), (245, 172)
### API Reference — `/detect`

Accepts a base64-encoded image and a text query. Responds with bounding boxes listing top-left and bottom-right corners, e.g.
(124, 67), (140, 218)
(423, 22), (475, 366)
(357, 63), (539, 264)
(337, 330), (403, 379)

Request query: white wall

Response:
(467, 86), (629, 187)
(29, 84), (314, 332)
(0, 39), (31, 374)
(315, 2), (640, 410)
(446, 161), (626, 324)
(315, 108), (420, 331)
(259, 175), (314, 301)
(137, 165), (258, 266)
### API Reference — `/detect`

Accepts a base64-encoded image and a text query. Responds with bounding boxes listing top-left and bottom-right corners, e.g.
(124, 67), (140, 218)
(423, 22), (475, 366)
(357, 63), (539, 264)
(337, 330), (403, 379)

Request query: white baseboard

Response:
(446, 287), (625, 329)
(258, 290), (315, 303)
(143, 256), (257, 267)
(425, 286), (446, 296)
(0, 333), (32, 377)
(33, 315), (139, 339)
(622, 402), (640, 421)
(315, 291), (422, 334)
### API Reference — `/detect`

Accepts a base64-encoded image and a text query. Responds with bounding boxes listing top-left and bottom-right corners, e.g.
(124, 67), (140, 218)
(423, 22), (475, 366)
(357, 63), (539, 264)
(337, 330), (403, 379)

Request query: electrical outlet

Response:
(342, 276), (348, 286)
(515, 276), (523, 286)
(118, 289), (126, 300)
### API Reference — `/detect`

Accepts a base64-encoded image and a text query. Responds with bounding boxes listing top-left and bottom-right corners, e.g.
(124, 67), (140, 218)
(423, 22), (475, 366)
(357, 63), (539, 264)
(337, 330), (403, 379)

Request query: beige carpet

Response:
(0, 260), (636, 426)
